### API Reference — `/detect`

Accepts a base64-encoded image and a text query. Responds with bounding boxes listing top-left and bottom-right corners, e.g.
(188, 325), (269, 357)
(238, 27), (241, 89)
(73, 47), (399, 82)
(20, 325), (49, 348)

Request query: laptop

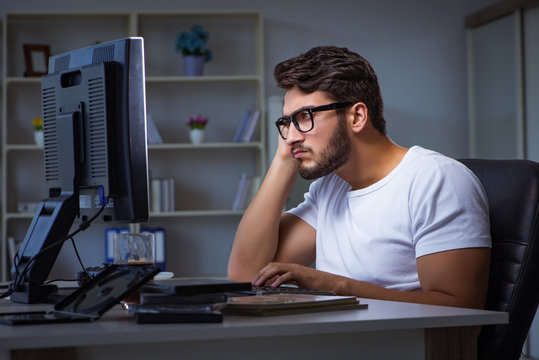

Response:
(0, 264), (160, 325)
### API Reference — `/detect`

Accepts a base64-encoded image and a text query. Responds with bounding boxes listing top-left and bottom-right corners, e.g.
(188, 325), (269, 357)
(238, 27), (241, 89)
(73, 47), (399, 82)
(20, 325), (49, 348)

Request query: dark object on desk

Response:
(0, 265), (160, 325)
(458, 159), (539, 360)
(76, 266), (107, 286)
(140, 292), (228, 305)
(134, 304), (223, 324)
(221, 293), (366, 316)
(141, 278), (252, 295)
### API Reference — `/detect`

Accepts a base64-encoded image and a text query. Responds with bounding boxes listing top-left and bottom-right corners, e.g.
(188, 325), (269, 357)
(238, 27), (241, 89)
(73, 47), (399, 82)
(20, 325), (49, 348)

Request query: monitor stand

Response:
(10, 194), (78, 304)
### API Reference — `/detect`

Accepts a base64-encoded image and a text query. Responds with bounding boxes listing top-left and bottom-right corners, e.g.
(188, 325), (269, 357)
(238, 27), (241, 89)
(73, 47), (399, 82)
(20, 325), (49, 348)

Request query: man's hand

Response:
(252, 262), (342, 293)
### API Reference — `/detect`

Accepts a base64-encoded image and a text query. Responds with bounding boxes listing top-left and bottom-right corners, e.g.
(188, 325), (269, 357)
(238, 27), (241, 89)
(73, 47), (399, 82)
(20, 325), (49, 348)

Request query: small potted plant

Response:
(175, 25), (213, 76)
(31, 117), (44, 146)
(187, 115), (208, 144)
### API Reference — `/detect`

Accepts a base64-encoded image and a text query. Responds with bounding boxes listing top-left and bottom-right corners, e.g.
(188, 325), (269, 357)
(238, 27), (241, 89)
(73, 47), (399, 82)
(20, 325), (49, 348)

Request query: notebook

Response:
(221, 293), (367, 316)
(0, 264), (160, 325)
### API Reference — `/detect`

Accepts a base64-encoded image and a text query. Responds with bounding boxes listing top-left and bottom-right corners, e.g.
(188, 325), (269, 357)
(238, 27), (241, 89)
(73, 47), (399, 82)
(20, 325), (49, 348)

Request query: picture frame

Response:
(23, 44), (50, 77)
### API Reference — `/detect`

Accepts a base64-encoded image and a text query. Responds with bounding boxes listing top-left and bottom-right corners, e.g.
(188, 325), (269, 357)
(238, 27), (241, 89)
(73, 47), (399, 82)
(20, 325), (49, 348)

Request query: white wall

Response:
(0, 0), (500, 158)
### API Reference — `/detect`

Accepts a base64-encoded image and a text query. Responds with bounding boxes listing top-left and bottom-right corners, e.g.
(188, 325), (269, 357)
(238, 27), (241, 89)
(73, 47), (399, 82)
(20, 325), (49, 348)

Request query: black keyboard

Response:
(252, 285), (336, 296)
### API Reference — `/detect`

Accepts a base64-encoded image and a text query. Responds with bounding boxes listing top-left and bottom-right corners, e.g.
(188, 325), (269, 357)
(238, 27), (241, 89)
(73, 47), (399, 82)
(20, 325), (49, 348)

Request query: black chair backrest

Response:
(458, 159), (539, 360)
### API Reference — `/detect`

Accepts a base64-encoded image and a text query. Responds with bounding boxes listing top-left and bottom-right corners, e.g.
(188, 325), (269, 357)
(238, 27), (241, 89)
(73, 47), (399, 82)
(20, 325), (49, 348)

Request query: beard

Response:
(295, 116), (351, 180)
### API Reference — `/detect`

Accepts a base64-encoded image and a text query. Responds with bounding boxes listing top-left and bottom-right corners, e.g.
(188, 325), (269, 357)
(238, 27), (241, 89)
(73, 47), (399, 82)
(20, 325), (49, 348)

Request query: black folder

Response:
(140, 278), (252, 295)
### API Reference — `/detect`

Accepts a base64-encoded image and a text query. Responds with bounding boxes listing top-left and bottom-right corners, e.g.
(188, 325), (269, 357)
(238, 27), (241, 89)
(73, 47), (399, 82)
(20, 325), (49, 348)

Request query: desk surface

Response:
(0, 297), (507, 351)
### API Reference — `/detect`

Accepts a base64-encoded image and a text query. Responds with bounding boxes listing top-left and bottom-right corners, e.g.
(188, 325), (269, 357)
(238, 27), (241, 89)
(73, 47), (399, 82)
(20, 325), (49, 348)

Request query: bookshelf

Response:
(1, 11), (266, 281)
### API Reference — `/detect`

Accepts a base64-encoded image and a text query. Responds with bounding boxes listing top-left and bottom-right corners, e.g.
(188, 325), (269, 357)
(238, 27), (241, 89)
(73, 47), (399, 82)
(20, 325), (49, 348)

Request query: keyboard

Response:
(251, 285), (336, 296)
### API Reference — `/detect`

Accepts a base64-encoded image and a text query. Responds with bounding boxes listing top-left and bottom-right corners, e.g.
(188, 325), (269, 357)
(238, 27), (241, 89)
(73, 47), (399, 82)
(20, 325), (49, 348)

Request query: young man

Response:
(228, 46), (491, 309)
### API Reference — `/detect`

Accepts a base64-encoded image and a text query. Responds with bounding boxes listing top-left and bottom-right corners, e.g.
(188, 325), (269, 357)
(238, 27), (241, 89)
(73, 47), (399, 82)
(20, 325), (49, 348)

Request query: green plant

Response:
(175, 25), (212, 62)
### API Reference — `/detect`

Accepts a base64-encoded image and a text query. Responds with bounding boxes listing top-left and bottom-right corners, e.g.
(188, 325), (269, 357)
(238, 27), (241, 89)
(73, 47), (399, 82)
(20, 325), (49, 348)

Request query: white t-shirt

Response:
(288, 146), (491, 291)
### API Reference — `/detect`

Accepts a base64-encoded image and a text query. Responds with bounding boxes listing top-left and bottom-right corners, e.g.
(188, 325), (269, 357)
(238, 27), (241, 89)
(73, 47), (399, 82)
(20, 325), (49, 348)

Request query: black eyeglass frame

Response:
(275, 101), (354, 140)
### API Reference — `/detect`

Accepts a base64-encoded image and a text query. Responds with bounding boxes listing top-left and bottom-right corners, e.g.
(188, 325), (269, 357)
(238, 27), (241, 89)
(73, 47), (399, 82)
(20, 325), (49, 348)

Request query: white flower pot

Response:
(189, 129), (205, 144)
(34, 130), (44, 146)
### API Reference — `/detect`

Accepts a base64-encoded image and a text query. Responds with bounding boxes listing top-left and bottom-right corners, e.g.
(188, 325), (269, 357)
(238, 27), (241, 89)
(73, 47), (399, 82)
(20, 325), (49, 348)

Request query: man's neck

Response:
(335, 132), (408, 190)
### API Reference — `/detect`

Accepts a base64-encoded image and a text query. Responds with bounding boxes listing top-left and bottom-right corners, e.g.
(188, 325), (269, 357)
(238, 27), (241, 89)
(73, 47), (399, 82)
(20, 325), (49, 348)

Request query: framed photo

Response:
(23, 44), (50, 77)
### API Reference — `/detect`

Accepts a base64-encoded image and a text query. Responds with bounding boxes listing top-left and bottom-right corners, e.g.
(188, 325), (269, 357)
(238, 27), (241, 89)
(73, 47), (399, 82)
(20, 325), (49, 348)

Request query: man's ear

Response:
(350, 102), (368, 133)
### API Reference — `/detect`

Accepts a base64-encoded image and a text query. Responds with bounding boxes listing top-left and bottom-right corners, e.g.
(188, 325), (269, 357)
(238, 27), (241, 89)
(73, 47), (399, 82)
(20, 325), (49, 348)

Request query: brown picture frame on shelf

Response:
(23, 44), (50, 77)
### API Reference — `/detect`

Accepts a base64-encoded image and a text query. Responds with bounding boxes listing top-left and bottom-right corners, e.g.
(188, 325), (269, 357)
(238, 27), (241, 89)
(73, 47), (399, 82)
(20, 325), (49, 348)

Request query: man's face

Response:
(282, 88), (351, 180)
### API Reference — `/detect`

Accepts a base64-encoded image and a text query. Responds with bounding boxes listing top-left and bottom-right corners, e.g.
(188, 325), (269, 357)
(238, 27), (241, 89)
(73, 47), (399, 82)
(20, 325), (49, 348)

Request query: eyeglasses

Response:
(275, 101), (353, 140)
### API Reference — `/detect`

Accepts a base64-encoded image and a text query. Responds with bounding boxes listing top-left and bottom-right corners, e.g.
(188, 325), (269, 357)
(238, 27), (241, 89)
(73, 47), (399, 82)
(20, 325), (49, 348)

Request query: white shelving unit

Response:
(1, 11), (265, 281)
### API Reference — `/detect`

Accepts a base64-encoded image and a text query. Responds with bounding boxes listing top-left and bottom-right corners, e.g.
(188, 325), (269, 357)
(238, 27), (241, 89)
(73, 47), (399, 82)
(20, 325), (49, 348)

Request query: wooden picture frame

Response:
(23, 44), (50, 77)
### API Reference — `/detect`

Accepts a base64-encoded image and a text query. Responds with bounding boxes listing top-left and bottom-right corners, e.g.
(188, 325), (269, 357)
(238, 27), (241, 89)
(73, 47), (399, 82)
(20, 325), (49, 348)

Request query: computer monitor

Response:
(10, 37), (149, 304)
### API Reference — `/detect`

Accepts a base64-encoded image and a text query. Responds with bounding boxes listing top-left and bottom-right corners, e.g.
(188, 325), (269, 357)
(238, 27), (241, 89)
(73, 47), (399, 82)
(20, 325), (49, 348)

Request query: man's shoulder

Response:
(405, 146), (471, 176)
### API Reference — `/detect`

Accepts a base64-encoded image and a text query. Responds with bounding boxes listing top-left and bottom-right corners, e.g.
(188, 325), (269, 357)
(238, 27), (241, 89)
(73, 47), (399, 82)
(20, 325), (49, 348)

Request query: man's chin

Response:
(298, 164), (325, 180)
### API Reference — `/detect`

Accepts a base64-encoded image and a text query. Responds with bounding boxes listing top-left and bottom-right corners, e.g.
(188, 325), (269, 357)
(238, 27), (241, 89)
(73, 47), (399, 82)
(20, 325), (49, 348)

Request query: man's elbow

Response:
(227, 261), (253, 282)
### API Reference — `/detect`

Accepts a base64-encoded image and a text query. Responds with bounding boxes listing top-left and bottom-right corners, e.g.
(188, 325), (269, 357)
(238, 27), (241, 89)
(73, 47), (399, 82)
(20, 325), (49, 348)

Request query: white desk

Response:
(0, 298), (507, 360)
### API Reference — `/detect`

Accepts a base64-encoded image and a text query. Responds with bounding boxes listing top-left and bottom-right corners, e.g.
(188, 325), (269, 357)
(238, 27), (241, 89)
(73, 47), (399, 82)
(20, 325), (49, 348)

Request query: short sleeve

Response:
(287, 179), (322, 229)
(410, 160), (491, 258)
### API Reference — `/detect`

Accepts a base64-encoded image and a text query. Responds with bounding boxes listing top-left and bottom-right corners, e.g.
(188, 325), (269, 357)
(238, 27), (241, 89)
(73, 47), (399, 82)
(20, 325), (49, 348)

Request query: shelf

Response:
(5, 213), (34, 220)
(147, 75), (260, 83)
(6, 210), (245, 220)
(5, 144), (43, 151)
(5, 77), (41, 84)
(5, 142), (263, 151)
(6, 75), (261, 84)
(148, 142), (263, 150)
(150, 209), (244, 218)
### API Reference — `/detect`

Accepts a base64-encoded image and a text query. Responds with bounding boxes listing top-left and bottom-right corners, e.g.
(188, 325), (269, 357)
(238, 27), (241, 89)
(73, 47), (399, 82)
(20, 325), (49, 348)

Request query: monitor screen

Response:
(10, 37), (149, 303)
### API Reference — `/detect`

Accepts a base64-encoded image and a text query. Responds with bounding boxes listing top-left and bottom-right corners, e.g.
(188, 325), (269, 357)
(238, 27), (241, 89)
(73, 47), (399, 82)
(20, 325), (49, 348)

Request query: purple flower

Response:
(187, 115), (208, 130)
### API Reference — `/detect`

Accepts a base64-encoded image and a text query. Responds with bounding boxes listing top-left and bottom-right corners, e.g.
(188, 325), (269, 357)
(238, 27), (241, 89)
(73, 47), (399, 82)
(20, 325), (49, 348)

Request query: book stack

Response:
(146, 113), (163, 144)
(150, 178), (175, 212)
(134, 278), (252, 324)
(233, 109), (260, 142)
(221, 293), (367, 316)
(232, 174), (261, 211)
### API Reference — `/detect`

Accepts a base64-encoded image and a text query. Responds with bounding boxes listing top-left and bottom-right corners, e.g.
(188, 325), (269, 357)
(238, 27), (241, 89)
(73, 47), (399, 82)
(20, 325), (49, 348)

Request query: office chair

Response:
(458, 159), (539, 360)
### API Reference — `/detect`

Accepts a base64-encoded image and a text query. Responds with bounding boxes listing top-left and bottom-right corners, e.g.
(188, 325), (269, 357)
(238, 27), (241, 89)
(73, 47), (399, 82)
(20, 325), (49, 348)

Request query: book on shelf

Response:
(233, 109), (251, 142)
(221, 293), (366, 316)
(150, 177), (175, 212)
(105, 227), (166, 271)
(232, 173), (250, 211)
(232, 174), (262, 211)
(146, 113), (163, 145)
(233, 109), (260, 143)
(242, 109), (260, 142)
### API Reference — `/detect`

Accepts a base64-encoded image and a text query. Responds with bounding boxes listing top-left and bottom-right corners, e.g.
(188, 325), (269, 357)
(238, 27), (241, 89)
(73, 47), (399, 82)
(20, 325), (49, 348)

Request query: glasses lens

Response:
(292, 110), (313, 132)
(276, 118), (290, 139)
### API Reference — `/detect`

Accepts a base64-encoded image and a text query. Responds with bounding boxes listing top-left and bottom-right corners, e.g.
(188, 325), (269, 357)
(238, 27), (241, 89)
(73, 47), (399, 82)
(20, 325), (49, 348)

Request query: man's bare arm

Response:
(252, 247), (490, 309)
(227, 132), (319, 281)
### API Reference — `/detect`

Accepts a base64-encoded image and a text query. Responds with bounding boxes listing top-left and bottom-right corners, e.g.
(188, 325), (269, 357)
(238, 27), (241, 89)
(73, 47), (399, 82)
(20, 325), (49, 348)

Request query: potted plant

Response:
(31, 117), (44, 146)
(175, 25), (212, 76)
(187, 115), (208, 144)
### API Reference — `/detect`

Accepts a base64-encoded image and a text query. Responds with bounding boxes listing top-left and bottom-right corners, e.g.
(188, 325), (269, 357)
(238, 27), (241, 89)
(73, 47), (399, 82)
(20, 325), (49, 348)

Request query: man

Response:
(228, 46), (491, 309)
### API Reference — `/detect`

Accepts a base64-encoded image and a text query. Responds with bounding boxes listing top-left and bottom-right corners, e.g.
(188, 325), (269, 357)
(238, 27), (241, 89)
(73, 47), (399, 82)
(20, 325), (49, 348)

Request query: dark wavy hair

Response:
(274, 46), (386, 134)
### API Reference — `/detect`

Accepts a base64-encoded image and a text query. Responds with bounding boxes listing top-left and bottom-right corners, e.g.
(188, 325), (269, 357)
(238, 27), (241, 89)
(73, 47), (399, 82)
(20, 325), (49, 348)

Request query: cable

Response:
(70, 236), (92, 280)
(11, 204), (106, 292)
